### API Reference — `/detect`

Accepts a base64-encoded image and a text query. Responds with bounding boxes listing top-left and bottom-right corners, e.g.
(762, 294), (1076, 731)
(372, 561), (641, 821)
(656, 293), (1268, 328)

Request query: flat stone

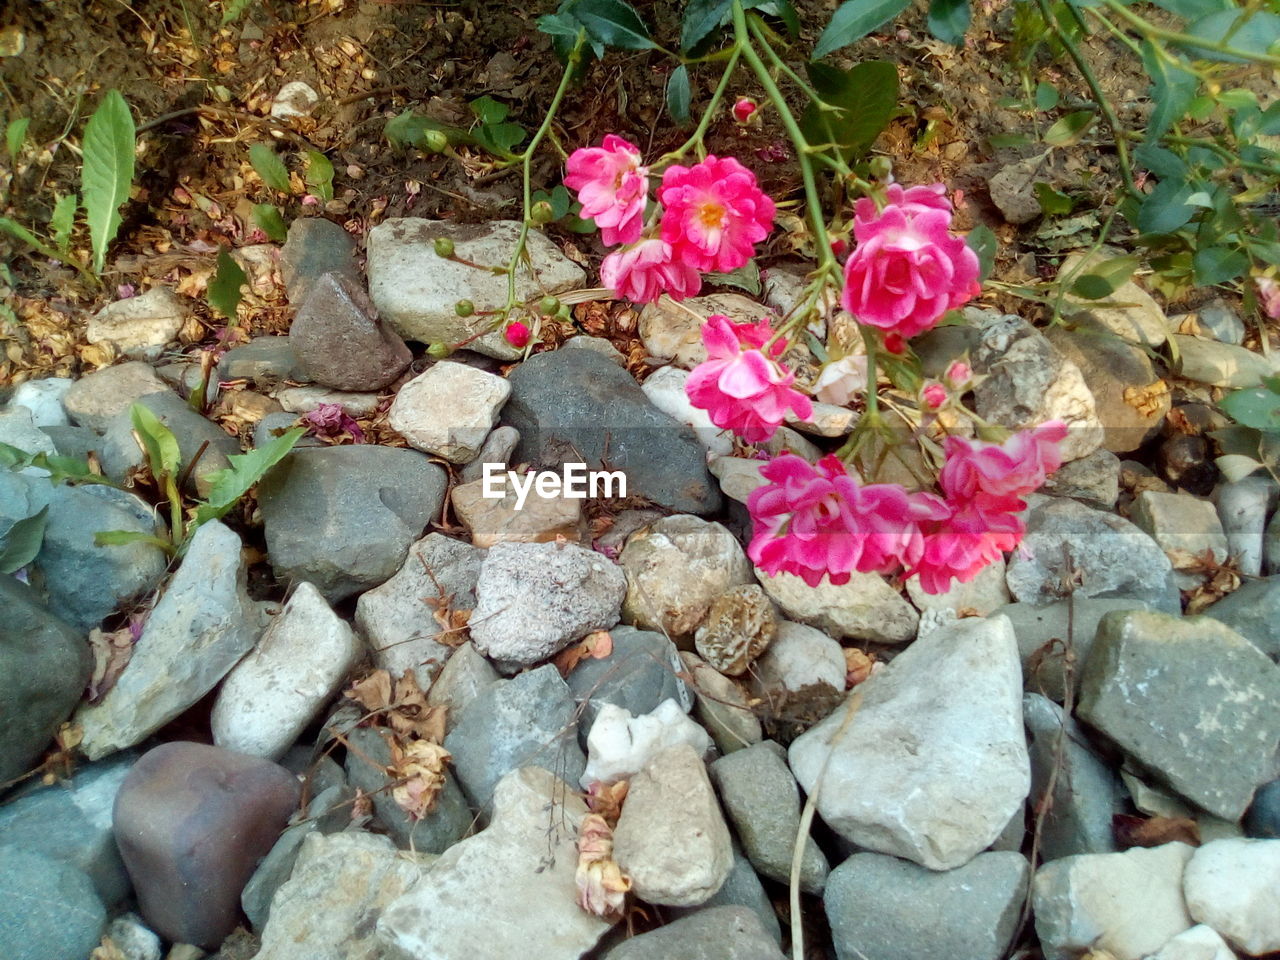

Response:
(1031, 843), (1194, 960)
(694, 583), (777, 676)
(38, 423), (103, 461)
(1188, 298), (1246, 345)
(563, 334), (625, 364)
(0, 846), (106, 960)
(0, 406), (55, 474)
(75, 521), (260, 760)
(1130, 490), (1229, 586)
(62, 361), (170, 432)
(1060, 249), (1169, 348)
(367, 218), (585, 359)
(376, 767), (613, 959)
(289, 272), (411, 391)
(270, 80), (319, 118)
(680, 651), (763, 754)
(1078, 610), (1280, 820)
(457, 424), (520, 483)
(825, 851), (1029, 960)
(275, 385), (380, 417)
(906, 558), (1011, 616)
(218, 337), (304, 388)
(789, 616), (1029, 870)
(389, 361), (510, 463)
(1213, 477), (1277, 578)
(1041, 447), (1121, 507)
(1183, 837), (1280, 955)
(1147, 925), (1236, 960)
(581, 699), (711, 787)
(7, 376), (73, 427)
(279, 217), (360, 308)
(240, 789), (344, 933)
(603, 906), (784, 960)
(451, 474), (585, 547)
(1174, 334), (1274, 388)
(640, 365), (734, 457)
(565, 625), (689, 742)
(86, 287), (188, 360)
(755, 568), (918, 644)
(1200, 575), (1280, 660)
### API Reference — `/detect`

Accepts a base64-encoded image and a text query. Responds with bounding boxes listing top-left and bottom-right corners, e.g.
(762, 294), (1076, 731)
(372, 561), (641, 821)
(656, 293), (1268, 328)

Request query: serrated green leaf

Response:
(927, 0), (970, 45)
(252, 203), (287, 242)
(966, 224), (997, 282)
(305, 150), (334, 202)
(1068, 254), (1141, 299)
(131, 402), (181, 478)
(1034, 182), (1075, 215)
(195, 427), (305, 523)
(813, 0), (911, 58)
(249, 143), (291, 193)
(81, 90), (135, 275)
(1138, 177), (1198, 234)
(473, 122), (526, 157)
(1192, 245), (1248, 285)
(1043, 110), (1095, 147)
(208, 249), (247, 320)
(51, 193), (77, 256)
(470, 96), (510, 125)
(1141, 40), (1197, 142)
(537, 11), (582, 37)
(0, 506), (48, 575)
(571, 0), (655, 50)
(799, 60), (899, 162)
(667, 65), (691, 126)
(705, 260), (761, 296)
(6, 117), (29, 163)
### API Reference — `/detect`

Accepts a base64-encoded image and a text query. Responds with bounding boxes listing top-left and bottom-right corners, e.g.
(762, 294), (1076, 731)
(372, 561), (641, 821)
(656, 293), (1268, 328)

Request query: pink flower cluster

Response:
(564, 136), (775, 304)
(747, 421), (1067, 593)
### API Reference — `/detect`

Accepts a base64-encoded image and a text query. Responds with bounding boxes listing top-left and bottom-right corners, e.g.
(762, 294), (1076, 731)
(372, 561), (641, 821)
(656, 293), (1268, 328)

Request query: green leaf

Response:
(667, 65), (691, 126)
(988, 133), (1034, 149)
(6, 117), (29, 163)
(50, 193), (77, 256)
(966, 224), (997, 282)
(705, 260), (762, 296)
(473, 122), (527, 156)
(470, 96), (510, 125)
(746, 0), (800, 36)
(1043, 110), (1095, 147)
(1068, 254), (1141, 299)
(94, 530), (170, 550)
(305, 150), (334, 202)
(0, 217), (70, 267)
(799, 60), (899, 162)
(130, 402), (181, 478)
(249, 143), (291, 193)
(384, 110), (474, 151)
(927, 0), (970, 45)
(81, 90), (135, 275)
(570, 0), (655, 50)
(0, 506), (48, 575)
(1221, 385), (1280, 431)
(0, 441), (38, 472)
(538, 11), (582, 38)
(533, 186), (573, 222)
(1034, 82), (1059, 111)
(1216, 453), (1264, 482)
(1149, 0), (1232, 19)
(1259, 102), (1280, 135)
(1034, 182), (1075, 215)
(208, 249), (247, 320)
(1138, 177), (1198, 234)
(252, 203), (287, 243)
(1141, 40), (1198, 141)
(1179, 10), (1280, 63)
(195, 427), (305, 524)
(221, 0), (255, 25)
(1192, 245), (1248, 285)
(813, 0), (911, 57)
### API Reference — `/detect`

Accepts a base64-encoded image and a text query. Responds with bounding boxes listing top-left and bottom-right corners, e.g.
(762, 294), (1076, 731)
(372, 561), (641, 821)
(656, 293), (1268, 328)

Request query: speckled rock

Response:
(756, 568), (918, 644)
(0, 846), (106, 960)
(694, 584), (777, 676)
(680, 651), (763, 754)
(280, 216), (360, 307)
(451, 474), (585, 547)
(603, 907), (785, 960)
(288, 272), (411, 391)
(62, 361), (170, 432)
(389, 360), (510, 463)
(86, 286), (188, 360)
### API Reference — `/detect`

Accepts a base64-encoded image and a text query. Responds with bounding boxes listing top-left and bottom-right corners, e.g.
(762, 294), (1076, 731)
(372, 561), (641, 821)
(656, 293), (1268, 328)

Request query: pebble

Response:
(457, 424), (520, 483)
(62, 361), (170, 432)
(377, 767), (613, 959)
(614, 743), (734, 907)
(1268, 510), (1280, 575)
(604, 906), (785, 960)
(0, 405), (57, 467)
(640, 364), (734, 457)
(86, 286), (188, 360)
(1147, 924), (1236, 960)
(694, 583), (778, 676)
(288, 272), (411, 391)
(680, 651), (764, 754)
(7, 376), (73, 427)
(748, 620), (846, 722)
(1158, 433), (1215, 492)
(789, 615), (1029, 870)
(1213, 477), (1277, 579)
(258, 446), (448, 602)
(1183, 837), (1280, 956)
(565, 625), (690, 740)
(468, 540), (625, 667)
(562, 334), (625, 364)
(451, 474), (585, 547)
(1031, 842), (1194, 960)
(787, 400), (856, 437)
(389, 360), (510, 462)
(1078, 609), (1280, 821)
(275, 385), (380, 417)
(0, 846), (106, 960)
(825, 851), (1030, 960)
(427, 641), (498, 733)
(906, 557), (1011, 615)
(1191, 298), (1246, 345)
(367, 218), (585, 359)
(279, 217), (360, 308)
(1059, 249), (1169, 348)
(99, 389), (240, 496)
(1173, 334), (1275, 388)
(709, 456), (768, 504)
(269, 80), (319, 119)
(113, 742), (300, 948)
(104, 913), (163, 960)
(1041, 447), (1121, 507)
(217, 337), (303, 389)
(755, 568), (919, 644)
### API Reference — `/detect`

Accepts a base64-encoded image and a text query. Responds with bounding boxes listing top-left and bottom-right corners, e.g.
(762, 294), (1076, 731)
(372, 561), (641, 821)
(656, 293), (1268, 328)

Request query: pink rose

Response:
(685, 314), (812, 443)
(939, 420), (1067, 504)
(600, 238), (701, 304)
(854, 183), (953, 225)
(658, 155), (775, 274)
(921, 381), (948, 410)
(564, 135), (648, 246)
(944, 359), (972, 389)
(911, 498), (1024, 595)
(1257, 276), (1280, 320)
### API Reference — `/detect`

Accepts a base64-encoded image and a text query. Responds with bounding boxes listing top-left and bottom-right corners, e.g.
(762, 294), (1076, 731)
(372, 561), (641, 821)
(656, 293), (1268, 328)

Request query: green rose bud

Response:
(434, 237), (456, 258)
(539, 296), (561, 315)
(529, 201), (555, 225)
(868, 156), (892, 179)
(555, 305), (572, 321)
(454, 299), (475, 317)
(426, 342), (452, 359)
(424, 130), (449, 154)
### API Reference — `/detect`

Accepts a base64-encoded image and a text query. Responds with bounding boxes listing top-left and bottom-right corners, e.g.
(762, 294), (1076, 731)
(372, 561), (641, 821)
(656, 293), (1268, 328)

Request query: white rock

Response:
(276, 386), (380, 417)
(269, 81), (320, 119)
(86, 287), (188, 360)
(613, 743), (734, 907)
(788, 615), (1029, 870)
(389, 361), (510, 463)
(640, 365), (734, 458)
(760, 425), (823, 462)
(709, 457), (768, 504)
(1147, 925), (1237, 960)
(755, 568), (918, 644)
(1213, 477), (1278, 578)
(1174, 335), (1275, 389)
(1031, 843), (1194, 960)
(1183, 837), (1280, 956)
(750, 620), (845, 699)
(1060, 249), (1169, 348)
(377, 766), (613, 960)
(8, 377), (73, 427)
(906, 559), (1011, 616)
(62, 361), (170, 432)
(581, 699), (712, 787)
(638, 293), (770, 369)
(211, 582), (361, 760)
(104, 913), (161, 960)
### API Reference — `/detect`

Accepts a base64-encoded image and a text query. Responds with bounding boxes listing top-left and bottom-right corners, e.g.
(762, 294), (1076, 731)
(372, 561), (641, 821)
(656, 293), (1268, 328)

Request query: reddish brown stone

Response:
(289, 272), (412, 391)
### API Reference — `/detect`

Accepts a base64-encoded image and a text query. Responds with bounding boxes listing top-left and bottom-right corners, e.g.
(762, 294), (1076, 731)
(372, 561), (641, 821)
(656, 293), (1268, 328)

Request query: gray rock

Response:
(367, 218), (585, 359)
(1193, 298), (1246, 345)
(254, 411), (323, 450)
(566, 625), (689, 744)
(756, 569), (918, 644)
(7, 377), (73, 427)
(99, 389), (240, 496)
(789, 616), (1029, 871)
(1245, 778), (1280, 838)
(277, 384), (381, 416)
(218, 337), (304, 388)
(905, 558), (1012, 616)
(1183, 837), (1280, 956)
(750, 620), (845, 707)
(40, 424), (104, 461)
(1213, 477), (1277, 578)
(75, 521), (260, 760)
(427, 641), (499, 733)
(0, 577), (91, 784)
(1199, 575), (1280, 660)
(62, 361), (170, 432)
(1147, 925), (1236, 960)
(86, 286), (187, 360)
(669, 844), (782, 945)
(0, 846), (106, 960)
(389, 360), (510, 463)
(1041, 447), (1121, 507)
(681, 651), (763, 755)
(280, 216), (360, 307)
(504, 348), (720, 515)
(603, 907), (785, 960)
(103, 913), (161, 960)
(444, 663), (585, 811)
(1078, 609), (1280, 820)
(458, 424), (520, 483)
(563, 334), (625, 364)
(710, 741), (829, 893)
(258, 446), (448, 602)
(1268, 509), (1280, 575)
(1129, 490), (1229, 588)
(825, 851), (1029, 960)
(989, 159), (1045, 225)
(1059, 249), (1169, 348)
(640, 365), (734, 457)
(0, 405), (56, 467)
(1005, 496), (1180, 612)
(1173, 334), (1274, 388)
(288, 272), (411, 391)
(468, 540), (625, 667)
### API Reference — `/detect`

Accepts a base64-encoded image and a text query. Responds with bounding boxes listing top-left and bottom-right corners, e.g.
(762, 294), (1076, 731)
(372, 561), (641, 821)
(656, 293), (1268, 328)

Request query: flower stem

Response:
(1099, 0), (1280, 67)
(660, 46), (743, 164)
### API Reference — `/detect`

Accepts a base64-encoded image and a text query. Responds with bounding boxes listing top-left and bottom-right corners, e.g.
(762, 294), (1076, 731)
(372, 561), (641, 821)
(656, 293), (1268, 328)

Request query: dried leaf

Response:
(345, 669), (393, 714)
(575, 812), (631, 920)
(389, 738), (452, 820)
(1123, 380), (1170, 418)
(554, 630), (614, 677)
(86, 626), (137, 702)
(584, 779), (629, 826)
(1113, 813), (1200, 848)
(844, 648), (877, 687)
(350, 787), (374, 822)
(388, 670), (448, 742)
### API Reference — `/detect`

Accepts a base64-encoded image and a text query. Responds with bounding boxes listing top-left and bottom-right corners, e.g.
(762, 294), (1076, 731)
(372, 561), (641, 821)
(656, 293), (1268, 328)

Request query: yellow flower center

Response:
(698, 201), (727, 230)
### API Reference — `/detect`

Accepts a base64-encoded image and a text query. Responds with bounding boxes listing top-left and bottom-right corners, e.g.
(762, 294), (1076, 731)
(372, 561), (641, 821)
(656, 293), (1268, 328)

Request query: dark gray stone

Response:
(258, 445), (448, 602)
(280, 217), (360, 307)
(603, 906), (785, 960)
(1244, 778), (1280, 839)
(0, 577), (91, 784)
(39, 424), (104, 462)
(1201, 576), (1280, 660)
(289, 272), (411, 391)
(218, 337), (306, 388)
(99, 389), (241, 495)
(444, 663), (585, 813)
(564, 626), (688, 745)
(0, 846), (106, 960)
(253, 411), (324, 450)
(504, 349), (720, 515)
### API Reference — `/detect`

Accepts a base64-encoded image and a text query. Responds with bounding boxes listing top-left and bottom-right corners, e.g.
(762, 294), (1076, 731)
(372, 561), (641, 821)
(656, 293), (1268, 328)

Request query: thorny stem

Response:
(1099, 0), (1280, 67)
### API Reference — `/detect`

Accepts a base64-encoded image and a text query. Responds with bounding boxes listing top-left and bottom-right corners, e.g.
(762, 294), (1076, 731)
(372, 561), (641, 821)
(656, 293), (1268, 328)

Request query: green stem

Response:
(1099, 0), (1280, 66)
(746, 14), (823, 106)
(163, 474), (185, 547)
(660, 46), (743, 164)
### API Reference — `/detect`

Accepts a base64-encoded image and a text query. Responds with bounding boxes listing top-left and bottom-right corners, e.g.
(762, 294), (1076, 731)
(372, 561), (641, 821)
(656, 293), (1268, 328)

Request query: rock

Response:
(756, 568), (918, 644)
(709, 456), (768, 504)
(0, 577), (92, 783)
(427, 641), (498, 732)
(1268, 511), (1280, 575)
(1213, 477), (1277, 579)
(389, 361), (510, 462)
(0, 405), (56, 467)
(748, 620), (845, 727)
(0, 751), (135, 905)
(640, 365), (734, 457)
(269, 80), (319, 119)
(468, 540), (625, 667)
(761, 424), (823, 461)
(1190, 298), (1246, 345)
(787, 400), (856, 437)
(989, 158), (1045, 224)
(217, 337), (303, 388)
(694, 584), (777, 676)
(1174, 334), (1274, 388)
(1059, 249), (1169, 348)
(614, 743), (734, 907)
(1245, 779), (1280, 838)
(76, 521), (260, 760)
(1078, 610), (1280, 820)
(458, 424), (520, 483)
(1005, 496), (1180, 612)
(103, 913), (162, 960)
(259, 446), (448, 602)
(62, 361), (170, 432)
(906, 558), (1011, 616)
(211, 582), (360, 760)
(603, 907), (785, 960)
(377, 767), (612, 959)
(789, 616), (1029, 870)
(619, 514), (753, 640)
(86, 287), (187, 360)
(681, 651), (763, 754)
(1147, 925), (1236, 960)
(1031, 843), (1194, 960)
(565, 625), (689, 739)
(444, 664), (586, 811)
(970, 312), (1103, 461)
(354, 533), (484, 689)
(8, 376), (73, 426)
(1200, 577), (1280, 661)
(288, 272), (411, 391)
(39, 423), (103, 460)
(113, 742), (300, 948)
(504, 349), (721, 514)
(0, 846), (106, 960)
(582, 699), (711, 786)
(1183, 837), (1280, 955)
(669, 844), (782, 945)
(563, 334), (625, 364)
(367, 218), (585, 359)
(639, 293), (771, 369)
(1041, 447), (1121, 507)
(711, 741), (828, 892)
(99, 389), (240, 496)
(825, 851), (1029, 960)
(451, 474), (585, 547)
(1158, 434), (1215, 493)
(280, 217), (359, 308)
(254, 832), (427, 960)
(1129, 490), (1229, 586)
(275, 385), (380, 417)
